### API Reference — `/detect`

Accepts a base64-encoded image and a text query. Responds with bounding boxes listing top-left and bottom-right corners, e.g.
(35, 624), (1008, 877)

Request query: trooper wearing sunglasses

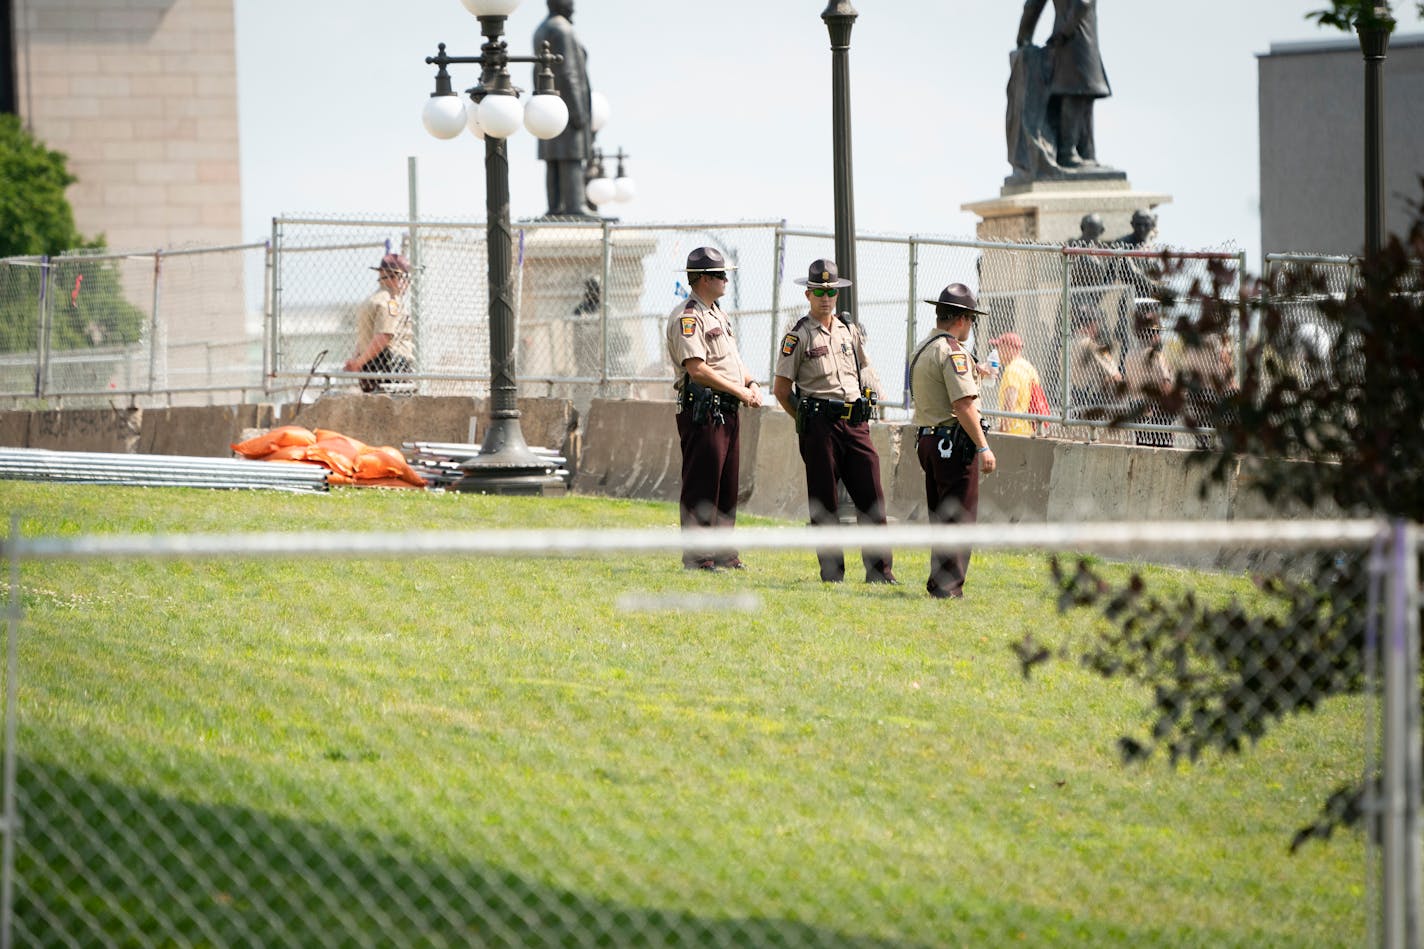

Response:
(772, 259), (895, 584)
(665, 246), (763, 571)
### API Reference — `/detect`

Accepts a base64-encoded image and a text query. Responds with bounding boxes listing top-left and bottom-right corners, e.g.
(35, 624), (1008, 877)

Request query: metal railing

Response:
(1, 223), (1362, 444)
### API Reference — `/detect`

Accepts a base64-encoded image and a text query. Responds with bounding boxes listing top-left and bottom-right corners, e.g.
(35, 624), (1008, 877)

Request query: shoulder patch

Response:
(780, 333), (799, 357)
(680, 315), (697, 338)
(386, 299), (401, 317)
(950, 352), (970, 376)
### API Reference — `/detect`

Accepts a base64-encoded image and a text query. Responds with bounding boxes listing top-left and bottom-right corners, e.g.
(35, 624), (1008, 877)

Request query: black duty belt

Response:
(803, 396), (871, 424)
(917, 425), (959, 438)
(680, 388), (740, 412)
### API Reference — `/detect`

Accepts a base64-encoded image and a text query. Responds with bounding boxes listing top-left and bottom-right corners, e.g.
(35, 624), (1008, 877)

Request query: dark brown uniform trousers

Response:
(799, 413), (893, 582)
(676, 409), (741, 566)
(916, 432), (980, 597)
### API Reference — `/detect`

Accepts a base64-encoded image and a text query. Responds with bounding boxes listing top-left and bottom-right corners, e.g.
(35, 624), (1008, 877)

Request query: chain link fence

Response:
(1, 223), (1335, 445)
(2, 518), (1418, 946)
(0, 245), (268, 407)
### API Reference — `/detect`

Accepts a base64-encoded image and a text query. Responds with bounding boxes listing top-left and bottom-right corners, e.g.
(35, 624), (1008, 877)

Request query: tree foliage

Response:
(0, 114), (93, 258)
(1307, 1), (1424, 32)
(1014, 184), (1424, 851)
(0, 117), (146, 356)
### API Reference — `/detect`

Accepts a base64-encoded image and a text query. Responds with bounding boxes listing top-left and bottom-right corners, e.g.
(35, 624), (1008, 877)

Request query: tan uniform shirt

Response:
(356, 288), (414, 362)
(909, 331), (978, 427)
(665, 293), (746, 391)
(773, 314), (870, 401)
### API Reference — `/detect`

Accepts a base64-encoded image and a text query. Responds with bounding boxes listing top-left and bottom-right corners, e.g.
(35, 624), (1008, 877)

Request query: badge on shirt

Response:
(950, 352), (970, 375)
(705, 326), (723, 339)
(807, 345), (829, 358)
(781, 333), (799, 356)
(680, 316), (697, 337)
(387, 299), (401, 317)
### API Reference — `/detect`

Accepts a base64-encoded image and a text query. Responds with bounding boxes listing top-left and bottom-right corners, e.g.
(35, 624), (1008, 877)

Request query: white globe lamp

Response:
(465, 99), (486, 139)
(461, 0), (521, 16)
(590, 91), (611, 133)
(587, 175), (617, 207)
(422, 95), (468, 140)
(524, 92), (569, 139)
(478, 92), (524, 138)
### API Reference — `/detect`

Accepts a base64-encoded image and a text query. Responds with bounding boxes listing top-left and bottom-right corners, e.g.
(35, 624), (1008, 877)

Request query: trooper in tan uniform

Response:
(910, 283), (998, 598)
(772, 258), (894, 583)
(344, 252), (415, 392)
(665, 246), (762, 570)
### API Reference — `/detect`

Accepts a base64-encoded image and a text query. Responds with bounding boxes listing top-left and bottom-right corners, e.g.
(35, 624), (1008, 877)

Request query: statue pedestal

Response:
(960, 179), (1173, 416)
(961, 177), (1171, 245)
(516, 224), (659, 385)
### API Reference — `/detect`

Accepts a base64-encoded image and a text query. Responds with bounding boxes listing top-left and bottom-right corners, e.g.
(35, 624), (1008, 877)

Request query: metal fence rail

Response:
(1, 518), (1418, 946)
(1, 225), (1358, 446)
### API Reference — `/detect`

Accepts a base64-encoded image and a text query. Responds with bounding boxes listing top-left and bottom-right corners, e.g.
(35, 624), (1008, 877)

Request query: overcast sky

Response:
(233, 1), (1424, 262)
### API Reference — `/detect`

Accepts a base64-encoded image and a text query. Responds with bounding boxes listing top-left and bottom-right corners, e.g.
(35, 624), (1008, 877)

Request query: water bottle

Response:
(988, 347), (1000, 380)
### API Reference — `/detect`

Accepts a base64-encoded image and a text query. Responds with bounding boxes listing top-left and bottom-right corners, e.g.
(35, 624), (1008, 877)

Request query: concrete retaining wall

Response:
(2, 396), (1314, 569)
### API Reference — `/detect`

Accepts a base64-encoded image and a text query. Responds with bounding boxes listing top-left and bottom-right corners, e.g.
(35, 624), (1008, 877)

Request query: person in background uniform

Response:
(1068, 304), (1122, 418)
(909, 284), (998, 599)
(1123, 301), (1174, 447)
(991, 332), (1044, 436)
(665, 247), (763, 571)
(344, 253), (415, 393)
(772, 259), (895, 584)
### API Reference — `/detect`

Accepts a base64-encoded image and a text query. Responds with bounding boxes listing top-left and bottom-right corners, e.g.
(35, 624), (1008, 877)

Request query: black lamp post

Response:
(821, 0), (859, 322)
(1356, 3), (1393, 258)
(423, 0), (569, 494)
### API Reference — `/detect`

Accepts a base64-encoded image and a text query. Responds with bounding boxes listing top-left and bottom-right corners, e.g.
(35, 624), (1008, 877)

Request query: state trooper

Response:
(909, 283), (998, 598)
(665, 247), (763, 570)
(772, 259), (895, 584)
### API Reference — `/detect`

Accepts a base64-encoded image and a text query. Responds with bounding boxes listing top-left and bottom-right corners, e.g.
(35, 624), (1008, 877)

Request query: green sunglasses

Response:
(811, 287), (839, 297)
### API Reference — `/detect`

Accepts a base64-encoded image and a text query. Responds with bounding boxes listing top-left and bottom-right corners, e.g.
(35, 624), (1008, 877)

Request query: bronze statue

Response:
(1114, 208), (1157, 247)
(1008, 0), (1113, 182)
(532, 0), (593, 217)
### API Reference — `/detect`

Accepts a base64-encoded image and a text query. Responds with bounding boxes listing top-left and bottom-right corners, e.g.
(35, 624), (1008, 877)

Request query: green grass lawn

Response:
(3, 482), (1367, 947)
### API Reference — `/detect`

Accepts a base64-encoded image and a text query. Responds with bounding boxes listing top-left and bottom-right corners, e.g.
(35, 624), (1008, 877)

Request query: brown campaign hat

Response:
(683, 246), (737, 273)
(371, 252), (412, 275)
(792, 258), (852, 288)
(923, 283), (987, 315)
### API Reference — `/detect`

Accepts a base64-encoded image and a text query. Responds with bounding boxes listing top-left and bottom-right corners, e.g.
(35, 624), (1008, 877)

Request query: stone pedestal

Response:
(516, 225), (659, 383)
(961, 179), (1173, 420)
(961, 177), (1172, 245)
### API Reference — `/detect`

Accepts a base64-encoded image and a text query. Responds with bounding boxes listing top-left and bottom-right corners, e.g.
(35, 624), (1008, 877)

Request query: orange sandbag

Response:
(231, 425), (316, 458)
(302, 444), (358, 479)
(354, 445), (426, 487)
(256, 444), (314, 463)
(314, 432), (368, 463)
(351, 476), (425, 490)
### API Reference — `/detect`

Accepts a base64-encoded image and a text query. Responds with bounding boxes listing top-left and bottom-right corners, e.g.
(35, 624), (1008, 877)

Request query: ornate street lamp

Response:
(821, 0), (858, 321)
(586, 147), (635, 211)
(1355, 2), (1393, 258)
(423, 0), (570, 493)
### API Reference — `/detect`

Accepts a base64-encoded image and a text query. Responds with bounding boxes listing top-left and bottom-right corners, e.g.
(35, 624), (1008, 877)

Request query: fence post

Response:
(1059, 249), (1072, 424)
(148, 252), (163, 395)
(1, 513), (22, 949)
(269, 218), (283, 392)
(35, 258), (52, 400)
(599, 219), (613, 385)
(407, 156), (425, 395)
(903, 236), (918, 409)
(262, 239), (274, 397)
(768, 220), (785, 379)
(1382, 519), (1421, 949)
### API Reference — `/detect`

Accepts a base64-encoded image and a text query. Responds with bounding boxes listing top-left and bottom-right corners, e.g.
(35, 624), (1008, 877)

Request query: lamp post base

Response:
(450, 416), (566, 495)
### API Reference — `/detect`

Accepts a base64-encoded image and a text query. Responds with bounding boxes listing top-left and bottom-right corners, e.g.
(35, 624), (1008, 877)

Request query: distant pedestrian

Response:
(990, 332), (1045, 436)
(665, 247), (763, 570)
(772, 258), (895, 584)
(909, 283), (997, 599)
(344, 253), (415, 393)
